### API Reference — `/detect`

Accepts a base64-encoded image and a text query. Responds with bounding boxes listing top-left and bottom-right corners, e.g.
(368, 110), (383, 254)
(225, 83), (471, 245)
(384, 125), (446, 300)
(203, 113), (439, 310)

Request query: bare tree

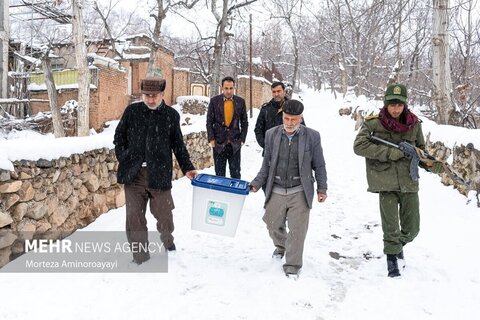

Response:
(209, 0), (258, 96)
(449, 0), (480, 128)
(93, 0), (141, 56)
(72, 0), (90, 136)
(7, 2), (72, 136)
(432, 0), (454, 124)
(145, 0), (200, 76)
(322, 0), (349, 95)
(85, 2), (146, 40)
(150, 0), (479, 130)
(269, 0), (303, 90)
(41, 47), (65, 138)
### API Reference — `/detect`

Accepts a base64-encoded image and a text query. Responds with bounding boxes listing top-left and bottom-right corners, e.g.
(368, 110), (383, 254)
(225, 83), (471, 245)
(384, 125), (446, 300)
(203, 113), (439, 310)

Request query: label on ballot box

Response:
(206, 201), (228, 226)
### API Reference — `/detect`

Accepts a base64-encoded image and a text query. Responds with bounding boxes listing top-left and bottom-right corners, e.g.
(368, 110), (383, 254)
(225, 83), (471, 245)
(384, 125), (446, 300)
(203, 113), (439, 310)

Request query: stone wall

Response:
(0, 133), (213, 268)
(177, 96), (209, 116)
(173, 131), (212, 179)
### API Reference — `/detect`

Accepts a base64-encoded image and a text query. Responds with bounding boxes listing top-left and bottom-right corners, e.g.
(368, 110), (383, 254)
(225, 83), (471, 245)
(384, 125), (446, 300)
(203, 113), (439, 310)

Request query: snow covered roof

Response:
(12, 52), (41, 66)
(119, 53), (150, 60)
(120, 33), (152, 41)
(87, 53), (123, 69)
(28, 83), (98, 92)
(237, 75), (272, 85)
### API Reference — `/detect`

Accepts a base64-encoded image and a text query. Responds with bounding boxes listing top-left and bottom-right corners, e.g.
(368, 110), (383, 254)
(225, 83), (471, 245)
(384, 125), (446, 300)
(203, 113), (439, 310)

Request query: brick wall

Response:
(123, 50), (175, 105)
(95, 65), (129, 128)
(173, 69), (191, 104)
(155, 50), (174, 105)
(30, 90), (100, 127)
(236, 77), (272, 109)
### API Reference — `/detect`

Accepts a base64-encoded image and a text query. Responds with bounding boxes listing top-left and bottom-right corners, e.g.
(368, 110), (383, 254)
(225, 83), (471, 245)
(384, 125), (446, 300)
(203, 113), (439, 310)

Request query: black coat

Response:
(113, 101), (195, 190)
(254, 97), (305, 150)
(206, 94), (248, 153)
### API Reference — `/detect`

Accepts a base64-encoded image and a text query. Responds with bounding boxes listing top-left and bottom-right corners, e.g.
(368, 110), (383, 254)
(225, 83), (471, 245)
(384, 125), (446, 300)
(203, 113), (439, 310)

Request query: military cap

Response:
(384, 84), (407, 103)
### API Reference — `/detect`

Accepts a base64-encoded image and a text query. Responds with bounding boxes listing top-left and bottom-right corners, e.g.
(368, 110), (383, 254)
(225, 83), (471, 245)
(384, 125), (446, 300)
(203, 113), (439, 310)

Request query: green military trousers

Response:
(379, 191), (420, 255)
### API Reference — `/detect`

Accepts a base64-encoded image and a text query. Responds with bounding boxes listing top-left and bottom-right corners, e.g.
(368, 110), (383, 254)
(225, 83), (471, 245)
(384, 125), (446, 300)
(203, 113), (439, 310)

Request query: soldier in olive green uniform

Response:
(354, 84), (442, 278)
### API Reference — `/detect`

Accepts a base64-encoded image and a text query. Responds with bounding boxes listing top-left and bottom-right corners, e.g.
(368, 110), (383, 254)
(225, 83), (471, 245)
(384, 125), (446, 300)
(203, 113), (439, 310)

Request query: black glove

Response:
(398, 142), (418, 160)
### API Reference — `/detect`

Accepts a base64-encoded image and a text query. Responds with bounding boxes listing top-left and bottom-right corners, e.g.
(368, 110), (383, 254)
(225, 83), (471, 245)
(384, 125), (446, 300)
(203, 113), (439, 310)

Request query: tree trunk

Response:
(209, 0), (229, 97)
(288, 20), (299, 91)
(147, 0), (165, 76)
(42, 54), (65, 138)
(72, 0), (90, 136)
(458, 0), (473, 114)
(331, 0), (348, 96)
(432, 0), (454, 124)
(338, 56), (348, 97)
(208, 0), (257, 96)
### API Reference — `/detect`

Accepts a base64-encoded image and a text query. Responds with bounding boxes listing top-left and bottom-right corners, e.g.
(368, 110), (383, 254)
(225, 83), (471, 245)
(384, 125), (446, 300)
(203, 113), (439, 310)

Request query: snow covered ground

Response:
(1, 88), (479, 319)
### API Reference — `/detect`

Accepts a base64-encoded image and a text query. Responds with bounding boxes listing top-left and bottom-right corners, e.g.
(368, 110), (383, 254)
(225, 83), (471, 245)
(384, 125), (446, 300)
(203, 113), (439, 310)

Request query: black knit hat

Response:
(141, 77), (166, 94)
(283, 99), (304, 115)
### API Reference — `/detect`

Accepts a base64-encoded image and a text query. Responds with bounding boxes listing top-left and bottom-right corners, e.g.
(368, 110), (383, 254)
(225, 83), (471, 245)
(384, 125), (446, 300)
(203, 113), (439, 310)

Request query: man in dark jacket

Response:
(255, 81), (305, 156)
(250, 100), (327, 279)
(206, 76), (248, 179)
(114, 76), (197, 264)
(354, 83), (443, 277)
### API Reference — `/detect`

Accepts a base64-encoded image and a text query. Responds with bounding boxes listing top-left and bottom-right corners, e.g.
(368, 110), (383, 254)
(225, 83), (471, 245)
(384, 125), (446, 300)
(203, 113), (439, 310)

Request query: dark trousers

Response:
(213, 144), (241, 179)
(124, 168), (175, 262)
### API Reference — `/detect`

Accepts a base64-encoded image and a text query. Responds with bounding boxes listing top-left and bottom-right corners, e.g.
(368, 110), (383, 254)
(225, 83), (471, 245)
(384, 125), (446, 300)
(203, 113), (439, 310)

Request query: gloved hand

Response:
(388, 148), (404, 161)
(429, 161), (444, 174)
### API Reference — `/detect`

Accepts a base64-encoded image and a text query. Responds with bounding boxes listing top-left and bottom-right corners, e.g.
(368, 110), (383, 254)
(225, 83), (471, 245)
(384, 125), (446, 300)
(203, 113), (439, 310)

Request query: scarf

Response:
(379, 106), (418, 133)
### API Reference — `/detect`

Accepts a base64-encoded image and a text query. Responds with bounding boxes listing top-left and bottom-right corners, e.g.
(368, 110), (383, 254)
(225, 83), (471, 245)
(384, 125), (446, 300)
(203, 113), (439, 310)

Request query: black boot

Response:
(272, 248), (285, 259)
(396, 250), (405, 270)
(387, 254), (401, 277)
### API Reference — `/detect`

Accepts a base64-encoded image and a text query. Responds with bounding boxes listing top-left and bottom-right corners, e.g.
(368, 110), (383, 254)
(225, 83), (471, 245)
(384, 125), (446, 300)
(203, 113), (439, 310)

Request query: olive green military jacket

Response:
(353, 115), (425, 193)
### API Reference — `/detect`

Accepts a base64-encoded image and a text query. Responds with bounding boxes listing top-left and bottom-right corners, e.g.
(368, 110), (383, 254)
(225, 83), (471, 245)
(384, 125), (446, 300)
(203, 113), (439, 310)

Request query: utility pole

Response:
(249, 13), (253, 118)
